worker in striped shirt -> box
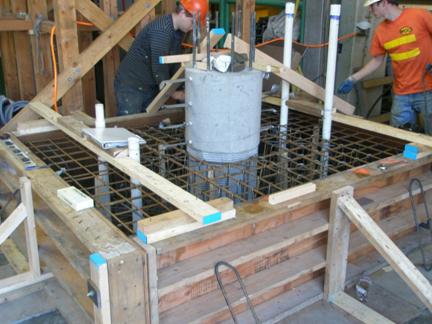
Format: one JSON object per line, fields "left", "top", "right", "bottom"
{"left": 338, "top": 0, "right": 432, "bottom": 135}
{"left": 114, "top": 0, "right": 207, "bottom": 116}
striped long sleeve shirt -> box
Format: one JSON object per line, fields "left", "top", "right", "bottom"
{"left": 116, "top": 14, "right": 184, "bottom": 89}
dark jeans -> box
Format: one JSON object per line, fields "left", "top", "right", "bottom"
{"left": 114, "top": 78, "right": 158, "bottom": 116}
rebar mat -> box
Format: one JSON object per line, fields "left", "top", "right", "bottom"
{"left": 22, "top": 107, "right": 405, "bottom": 235}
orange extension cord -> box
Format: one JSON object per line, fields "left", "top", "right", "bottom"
{"left": 50, "top": 21, "right": 94, "bottom": 112}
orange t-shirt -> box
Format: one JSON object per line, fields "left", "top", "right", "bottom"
{"left": 370, "top": 8, "right": 432, "bottom": 95}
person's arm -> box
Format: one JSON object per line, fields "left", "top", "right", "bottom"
{"left": 150, "top": 29, "right": 173, "bottom": 86}
{"left": 351, "top": 55, "right": 385, "bottom": 82}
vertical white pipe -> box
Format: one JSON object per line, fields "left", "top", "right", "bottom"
{"left": 129, "top": 137, "right": 143, "bottom": 231}
{"left": 94, "top": 104, "right": 111, "bottom": 219}
{"left": 321, "top": 1, "right": 341, "bottom": 177}
{"left": 280, "top": 1, "right": 295, "bottom": 132}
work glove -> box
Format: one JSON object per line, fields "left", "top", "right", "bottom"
{"left": 337, "top": 77, "right": 357, "bottom": 94}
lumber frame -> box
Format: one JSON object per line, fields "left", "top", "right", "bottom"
{"left": 324, "top": 186, "right": 432, "bottom": 323}
{"left": 224, "top": 34, "right": 355, "bottom": 115}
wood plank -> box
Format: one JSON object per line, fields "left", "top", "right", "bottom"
{"left": 1, "top": 0, "right": 158, "bottom": 133}
{"left": 268, "top": 182, "right": 316, "bottom": 205}
{"left": 362, "top": 76, "right": 392, "bottom": 89}
{"left": 24, "top": 102, "right": 221, "bottom": 224}
{"left": 11, "top": 0, "right": 36, "bottom": 100}
{"left": 339, "top": 194, "right": 432, "bottom": 311}
{"left": 137, "top": 198, "right": 235, "bottom": 244}
{"left": 264, "top": 97, "right": 432, "bottom": 148}
{"left": 100, "top": 0, "right": 120, "bottom": 117}
{"left": 53, "top": 0, "right": 84, "bottom": 114}
{"left": 0, "top": 238, "right": 29, "bottom": 273}
{"left": 0, "top": 18, "right": 32, "bottom": 31}
{"left": 146, "top": 28, "right": 225, "bottom": 113}
{"left": 332, "top": 292, "right": 394, "bottom": 324}
{"left": 75, "top": 0, "right": 133, "bottom": 51}
{"left": 0, "top": 203, "right": 26, "bottom": 245}
{"left": 324, "top": 187, "right": 353, "bottom": 300}
{"left": 161, "top": 0, "right": 176, "bottom": 15}
{"left": 225, "top": 34, "right": 355, "bottom": 115}
{"left": 90, "top": 253, "right": 111, "bottom": 324}
{"left": 236, "top": 0, "right": 255, "bottom": 42}
{"left": 27, "top": 0, "right": 53, "bottom": 91}
{"left": 20, "top": 177, "right": 41, "bottom": 277}
{"left": 0, "top": 29, "right": 20, "bottom": 99}
{"left": 78, "top": 30, "right": 97, "bottom": 116}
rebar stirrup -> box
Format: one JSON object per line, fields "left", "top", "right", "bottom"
{"left": 408, "top": 178, "right": 432, "bottom": 271}
{"left": 214, "top": 260, "right": 261, "bottom": 324}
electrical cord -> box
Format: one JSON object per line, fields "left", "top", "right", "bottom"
{"left": 0, "top": 96, "right": 28, "bottom": 126}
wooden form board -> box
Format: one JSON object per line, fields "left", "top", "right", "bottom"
{"left": 224, "top": 34, "right": 355, "bottom": 115}
{"left": 268, "top": 182, "right": 316, "bottom": 205}
{"left": 137, "top": 197, "right": 236, "bottom": 244}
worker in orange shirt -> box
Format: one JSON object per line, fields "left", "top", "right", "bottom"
{"left": 337, "top": 0, "right": 432, "bottom": 135}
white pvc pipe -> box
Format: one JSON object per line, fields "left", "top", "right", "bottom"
{"left": 129, "top": 137, "right": 143, "bottom": 231}
{"left": 280, "top": 1, "right": 295, "bottom": 131}
{"left": 321, "top": 2, "right": 341, "bottom": 177}
{"left": 94, "top": 103, "right": 111, "bottom": 219}
{"left": 322, "top": 3, "right": 341, "bottom": 142}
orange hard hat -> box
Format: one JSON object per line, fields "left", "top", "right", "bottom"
{"left": 180, "top": 0, "right": 208, "bottom": 24}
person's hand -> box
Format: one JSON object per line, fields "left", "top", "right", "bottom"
{"left": 337, "top": 77, "right": 356, "bottom": 94}
{"left": 171, "top": 90, "right": 185, "bottom": 101}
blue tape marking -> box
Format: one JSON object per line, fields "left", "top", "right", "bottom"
{"left": 90, "top": 253, "right": 107, "bottom": 267}
{"left": 403, "top": 150, "right": 418, "bottom": 160}
{"left": 136, "top": 230, "right": 148, "bottom": 244}
{"left": 211, "top": 28, "right": 225, "bottom": 35}
{"left": 330, "top": 15, "right": 341, "bottom": 20}
{"left": 404, "top": 144, "right": 419, "bottom": 154}
{"left": 203, "top": 212, "right": 222, "bottom": 225}
{"left": 159, "top": 57, "right": 164, "bottom": 64}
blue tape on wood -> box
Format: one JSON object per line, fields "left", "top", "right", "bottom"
{"left": 403, "top": 150, "right": 418, "bottom": 160}
{"left": 136, "top": 229, "right": 148, "bottom": 244}
{"left": 203, "top": 212, "right": 222, "bottom": 225}
{"left": 211, "top": 28, "right": 225, "bottom": 35}
{"left": 159, "top": 57, "right": 164, "bottom": 64}
{"left": 404, "top": 144, "right": 419, "bottom": 154}
{"left": 90, "top": 253, "right": 107, "bottom": 267}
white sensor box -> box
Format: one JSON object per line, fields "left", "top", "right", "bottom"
{"left": 57, "top": 186, "right": 94, "bottom": 211}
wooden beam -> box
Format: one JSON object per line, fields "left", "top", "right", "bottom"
{"left": 11, "top": 0, "right": 36, "bottom": 100}
{"left": 100, "top": 0, "right": 120, "bottom": 117}
{"left": 323, "top": 186, "right": 353, "bottom": 300}
{"left": 27, "top": 0, "right": 53, "bottom": 91}
{"left": 0, "top": 28, "right": 20, "bottom": 99}
{"left": 53, "top": 0, "right": 84, "bottom": 114}
{"left": 0, "top": 203, "right": 26, "bottom": 245}
{"left": 225, "top": 34, "right": 355, "bottom": 115}
{"left": 332, "top": 292, "right": 394, "bottom": 324}
{"left": 268, "top": 182, "right": 316, "bottom": 205}
{"left": 146, "top": 28, "right": 225, "bottom": 113}
{"left": 339, "top": 193, "right": 432, "bottom": 311}
{"left": 1, "top": 0, "right": 159, "bottom": 133}
{"left": 90, "top": 253, "right": 112, "bottom": 324}
{"left": 0, "top": 18, "right": 32, "bottom": 31}
{"left": 75, "top": 0, "right": 133, "bottom": 51}
{"left": 161, "top": 0, "right": 176, "bottom": 15}
{"left": 137, "top": 198, "right": 235, "bottom": 244}
{"left": 28, "top": 101, "right": 222, "bottom": 224}
{"left": 235, "top": 0, "right": 255, "bottom": 42}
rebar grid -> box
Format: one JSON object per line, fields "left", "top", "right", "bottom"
{"left": 22, "top": 108, "right": 405, "bottom": 235}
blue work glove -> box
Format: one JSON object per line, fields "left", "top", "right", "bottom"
{"left": 337, "top": 77, "right": 356, "bottom": 94}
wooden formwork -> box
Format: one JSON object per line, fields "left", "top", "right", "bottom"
{"left": 2, "top": 1, "right": 432, "bottom": 323}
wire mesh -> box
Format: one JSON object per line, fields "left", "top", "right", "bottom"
{"left": 22, "top": 107, "right": 405, "bottom": 235}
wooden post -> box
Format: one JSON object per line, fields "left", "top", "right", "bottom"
{"left": 323, "top": 186, "right": 353, "bottom": 300}
{"left": 11, "top": 0, "right": 36, "bottom": 100}
{"left": 19, "top": 177, "right": 41, "bottom": 277}
{"left": 235, "top": 0, "right": 255, "bottom": 42}
{"left": 78, "top": 28, "right": 97, "bottom": 116}
{"left": 27, "top": 0, "right": 53, "bottom": 92}
{"left": 100, "top": 0, "right": 120, "bottom": 117}
{"left": 161, "top": 0, "right": 176, "bottom": 15}
{"left": 90, "top": 253, "right": 111, "bottom": 324}
{"left": 53, "top": 0, "right": 84, "bottom": 114}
